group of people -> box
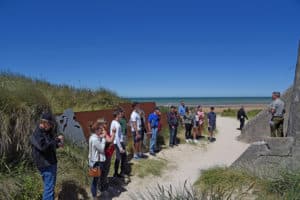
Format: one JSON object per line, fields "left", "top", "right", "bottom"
{"left": 30, "top": 91, "right": 287, "bottom": 200}
{"left": 177, "top": 101, "right": 217, "bottom": 144}
{"left": 30, "top": 101, "right": 217, "bottom": 200}
{"left": 88, "top": 102, "right": 165, "bottom": 199}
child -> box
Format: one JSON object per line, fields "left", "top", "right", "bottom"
{"left": 207, "top": 107, "right": 217, "bottom": 142}
{"left": 197, "top": 106, "right": 205, "bottom": 138}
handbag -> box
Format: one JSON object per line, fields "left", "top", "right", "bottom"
{"left": 88, "top": 166, "right": 101, "bottom": 177}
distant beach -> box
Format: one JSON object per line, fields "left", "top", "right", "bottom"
{"left": 128, "top": 97, "right": 270, "bottom": 107}
{"left": 127, "top": 97, "right": 269, "bottom": 112}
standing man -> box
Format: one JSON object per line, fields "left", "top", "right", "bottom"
{"left": 207, "top": 107, "right": 217, "bottom": 142}
{"left": 269, "top": 92, "right": 285, "bottom": 137}
{"left": 119, "top": 109, "right": 128, "bottom": 146}
{"left": 130, "top": 102, "right": 143, "bottom": 159}
{"left": 237, "top": 106, "right": 248, "bottom": 130}
{"left": 148, "top": 107, "right": 160, "bottom": 156}
{"left": 167, "top": 106, "right": 179, "bottom": 147}
{"left": 30, "top": 113, "right": 64, "bottom": 200}
{"left": 111, "top": 110, "right": 127, "bottom": 178}
{"left": 178, "top": 100, "right": 186, "bottom": 126}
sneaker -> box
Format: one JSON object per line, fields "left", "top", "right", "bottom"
{"left": 133, "top": 155, "right": 140, "bottom": 160}
{"left": 188, "top": 139, "right": 193, "bottom": 143}
{"left": 150, "top": 152, "right": 156, "bottom": 156}
{"left": 139, "top": 153, "right": 147, "bottom": 158}
{"left": 193, "top": 139, "right": 199, "bottom": 143}
{"left": 186, "top": 139, "right": 190, "bottom": 143}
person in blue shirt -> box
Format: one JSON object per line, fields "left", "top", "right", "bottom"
{"left": 178, "top": 100, "right": 186, "bottom": 126}
{"left": 207, "top": 107, "right": 217, "bottom": 142}
{"left": 147, "top": 107, "right": 160, "bottom": 156}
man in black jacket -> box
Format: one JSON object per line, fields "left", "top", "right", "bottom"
{"left": 30, "top": 113, "right": 64, "bottom": 200}
{"left": 237, "top": 106, "right": 248, "bottom": 130}
{"left": 167, "top": 106, "right": 179, "bottom": 147}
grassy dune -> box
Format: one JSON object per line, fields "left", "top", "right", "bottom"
{"left": 0, "top": 72, "right": 128, "bottom": 113}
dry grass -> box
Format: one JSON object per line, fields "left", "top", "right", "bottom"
{"left": 0, "top": 72, "right": 128, "bottom": 114}
{"left": 132, "top": 158, "right": 167, "bottom": 178}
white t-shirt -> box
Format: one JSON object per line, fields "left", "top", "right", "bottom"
{"left": 130, "top": 110, "right": 141, "bottom": 132}
{"left": 111, "top": 120, "right": 123, "bottom": 147}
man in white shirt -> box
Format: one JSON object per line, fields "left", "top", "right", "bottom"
{"left": 130, "top": 102, "right": 143, "bottom": 160}
{"left": 111, "top": 110, "right": 126, "bottom": 178}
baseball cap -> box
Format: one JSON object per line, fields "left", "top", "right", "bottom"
{"left": 41, "top": 113, "right": 54, "bottom": 125}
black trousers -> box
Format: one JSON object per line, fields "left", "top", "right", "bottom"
{"left": 114, "top": 142, "right": 127, "bottom": 175}
{"left": 185, "top": 124, "right": 192, "bottom": 139}
{"left": 240, "top": 118, "right": 245, "bottom": 130}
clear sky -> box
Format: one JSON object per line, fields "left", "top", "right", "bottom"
{"left": 0, "top": 0, "right": 299, "bottom": 97}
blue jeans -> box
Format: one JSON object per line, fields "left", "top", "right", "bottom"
{"left": 150, "top": 127, "right": 158, "bottom": 153}
{"left": 91, "top": 162, "right": 104, "bottom": 197}
{"left": 169, "top": 127, "right": 178, "bottom": 146}
{"left": 39, "top": 164, "right": 57, "bottom": 200}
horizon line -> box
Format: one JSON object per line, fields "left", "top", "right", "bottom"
{"left": 125, "top": 96, "right": 270, "bottom": 98}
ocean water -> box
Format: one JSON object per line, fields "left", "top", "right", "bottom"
{"left": 128, "top": 97, "right": 270, "bottom": 106}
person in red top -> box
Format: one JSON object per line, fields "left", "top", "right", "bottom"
{"left": 97, "top": 118, "right": 115, "bottom": 193}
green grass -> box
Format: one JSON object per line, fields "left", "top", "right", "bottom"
{"left": 130, "top": 181, "right": 199, "bottom": 200}
{"left": 132, "top": 158, "right": 167, "bottom": 178}
{"left": 221, "top": 108, "right": 262, "bottom": 120}
{"left": 0, "top": 142, "right": 90, "bottom": 200}
{"left": 195, "top": 167, "right": 259, "bottom": 199}
{"left": 0, "top": 72, "right": 129, "bottom": 114}
{"left": 134, "top": 167, "right": 300, "bottom": 200}
{"left": 194, "top": 167, "right": 300, "bottom": 200}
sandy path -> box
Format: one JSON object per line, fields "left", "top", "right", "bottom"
{"left": 114, "top": 116, "right": 249, "bottom": 199}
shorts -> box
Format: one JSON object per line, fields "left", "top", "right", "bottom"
{"left": 132, "top": 130, "right": 143, "bottom": 144}
{"left": 208, "top": 124, "right": 216, "bottom": 132}
{"left": 193, "top": 121, "right": 199, "bottom": 128}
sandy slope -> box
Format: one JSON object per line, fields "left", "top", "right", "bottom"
{"left": 114, "top": 116, "right": 250, "bottom": 200}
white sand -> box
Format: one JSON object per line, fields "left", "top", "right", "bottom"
{"left": 114, "top": 116, "right": 250, "bottom": 199}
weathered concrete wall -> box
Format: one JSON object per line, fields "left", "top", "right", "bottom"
{"left": 287, "top": 43, "right": 300, "bottom": 138}
{"left": 232, "top": 42, "right": 300, "bottom": 177}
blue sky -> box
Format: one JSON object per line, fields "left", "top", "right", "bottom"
{"left": 0, "top": 0, "right": 299, "bottom": 97}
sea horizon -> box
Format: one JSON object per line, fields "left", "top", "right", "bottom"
{"left": 127, "top": 96, "right": 271, "bottom": 106}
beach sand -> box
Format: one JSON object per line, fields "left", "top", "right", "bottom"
{"left": 189, "top": 104, "right": 267, "bottom": 113}
{"left": 113, "top": 116, "right": 250, "bottom": 199}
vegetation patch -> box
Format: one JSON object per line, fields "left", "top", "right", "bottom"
{"left": 221, "top": 108, "right": 262, "bottom": 120}
{"left": 132, "top": 158, "right": 167, "bottom": 178}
